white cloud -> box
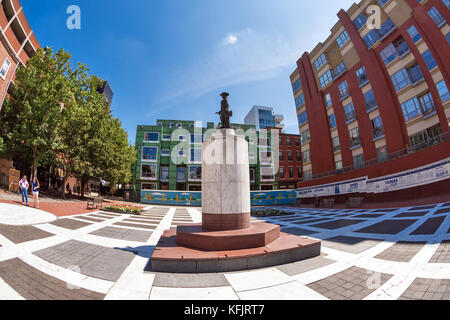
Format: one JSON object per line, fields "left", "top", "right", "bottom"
{"left": 154, "top": 28, "right": 302, "bottom": 107}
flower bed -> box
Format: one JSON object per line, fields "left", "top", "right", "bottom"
{"left": 103, "top": 204, "right": 143, "bottom": 214}
{"left": 251, "top": 209, "right": 294, "bottom": 217}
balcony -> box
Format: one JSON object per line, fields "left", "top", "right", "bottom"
{"left": 408, "top": 64, "right": 424, "bottom": 85}
{"left": 345, "top": 110, "right": 357, "bottom": 123}
{"left": 350, "top": 137, "right": 361, "bottom": 149}
{"left": 366, "top": 98, "right": 378, "bottom": 113}
{"left": 357, "top": 72, "right": 369, "bottom": 87}
{"left": 372, "top": 127, "right": 385, "bottom": 140}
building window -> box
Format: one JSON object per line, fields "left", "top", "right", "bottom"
{"left": 287, "top": 151, "right": 293, "bottom": 161}
{"left": 349, "top": 127, "right": 361, "bottom": 148}
{"left": 363, "top": 30, "right": 380, "bottom": 48}
{"left": 144, "top": 132, "right": 160, "bottom": 142}
{"left": 436, "top": 80, "right": 450, "bottom": 102}
{"left": 364, "top": 89, "right": 378, "bottom": 112}
{"left": 160, "top": 167, "right": 169, "bottom": 182}
{"left": 407, "top": 25, "right": 422, "bottom": 43}
{"left": 141, "top": 164, "right": 157, "bottom": 180}
{"left": 409, "top": 124, "right": 442, "bottom": 152}
{"left": 314, "top": 53, "right": 328, "bottom": 71}
{"left": 157, "top": 122, "right": 163, "bottom": 127}
{"left": 300, "top": 129, "right": 310, "bottom": 144}
{"left": 279, "top": 151, "right": 284, "bottom": 161}
{"left": 332, "top": 61, "right": 347, "bottom": 79}
{"left": 176, "top": 123, "right": 182, "bottom": 128}
{"left": 297, "top": 167, "right": 302, "bottom": 178}
{"left": 142, "top": 146, "right": 158, "bottom": 161}
{"left": 260, "top": 167, "right": 275, "bottom": 182}
{"left": 292, "top": 79, "right": 301, "bottom": 93}
{"left": 353, "top": 13, "right": 367, "bottom": 30}
{"left": 289, "top": 167, "right": 294, "bottom": 178}
{"left": 286, "top": 137, "right": 291, "bottom": 146}
{"left": 377, "top": 146, "right": 389, "bottom": 163}
{"left": 298, "top": 111, "right": 308, "bottom": 126}
{"left": 302, "top": 150, "right": 311, "bottom": 163}
{"left": 296, "top": 151, "right": 301, "bottom": 162}
{"left": 260, "top": 150, "right": 274, "bottom": 165}
{"left": 0, "top": 58, "right": 11, "bottom": 80}
{"left": 176, "top": 167, "right": 186, "bottom": 181}
{"left": 344, "top": 102, "right": 356, "bottom": 123}
{"left": 422, "top": 50, "right": 437, "bottom": 70}
{"left": 329, "top": 114, "right": 337, "bottom": 129}
{"left": 371, "top": 116, "right": 384, "bottom": 139}
{"left": 304, "top": 169, "right": 312, "bottom": 181}
{"left": 391, "top": 69, "right": 411, "bottom": 91}
{"left": 161, "top": 149, "right": 170, "bottom": 157}
{"left": 141, "top": 183, "right": 157, "bottom": 191}
{"left": 250, "top": 169, "right": 255, "bottom": 182}
{"left": 336, "top": 30, "right": 351, "bottom": 48}
{"left": 190, "top": 148, "right": 202, "bottom": 163}
{"left": 188, "top": 166, "right": 202, "bottom": 181}
{"left": 428, "top": 7, "right": 446, "bottom": 27}
{"left": 162, "top": 134, "right": 171, "bottom": 141}
{"left": 190, "top": 134, "right": 203, "bottom": 144}
{"left": 332, "top": 136, "right": 340, "bottom": 152}
{"left": 324, "top": 93, "right": 332, "bottom": 107}
{"left": 295, "top": 138, "right": 300, "bottom": 146}
{"left": 418, "top": 92, "right": 436, "bottom": 116}
{"left": 169, "top": 123, "right": 175, "bottom": 128}
{"left": 356, "top": 66, "right": 369, "bottom": 87}
{"left": 353, "top": 154, "right": 365, "bottom": 169}
{"left": 338, "top": 80, "right": 350, "bottom": 100}
{"left": 407, "top": 63, "right": 424, "bottom": 84}
{"left": 319, "top": 70, "right": 333, "bottom": 88}
{"left": 335, "top": 160, "right": 343, "bottom": 170}
{"left": 401, "top": 97, "right": 422, "bottom": 121}
{"left": 295, "top": 94, "right": 305, "bottom": 108}
{"left": 178, "top": 135, "right": 187, "bottom": 142}
{"left": 443, "top": 0, "right": 450, "bottom": 9}
{"left": 279, "top": 167, "right": 285, "bottom": 179}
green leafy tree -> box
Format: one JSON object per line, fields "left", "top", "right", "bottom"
{"left": 0, "top": 47, "right": 73, "bottom": 178}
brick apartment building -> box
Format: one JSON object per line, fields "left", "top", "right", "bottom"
{"left": 276, "top": 129, "right": 303, "bottom": 189}
{"left": 290, "top": 0, "right": 450, "bottom": 194}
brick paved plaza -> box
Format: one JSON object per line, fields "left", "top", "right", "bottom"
{"left": 0, "top": 198, "right": 449, "bottom": 300}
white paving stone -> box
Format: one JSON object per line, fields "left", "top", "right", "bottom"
{"left": 225, "top": 268, "right": 292, "bottom": 292}
{"left": 236, "top": 280, "right": 328, "bottom": 300}
{"left": 149, "top": 286, "right": 239, "bottom": 300}
{"left": 0, "top": 203, "right": 57, "bottom": 225}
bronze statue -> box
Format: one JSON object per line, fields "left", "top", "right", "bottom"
{"left": 217, "top": 92, "right": 233, "bottom": 129}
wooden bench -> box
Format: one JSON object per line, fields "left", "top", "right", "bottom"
{"left": 87, "top": 197, "right": 103, "bottom": 210}
{"left": 346, "top": 197, "right": 364, "bottom": 208}
{"left": 320, "top": 198, "right": 335, "bottom": 208}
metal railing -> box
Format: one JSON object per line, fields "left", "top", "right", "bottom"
{"left": 308, "top": 131, "right": 450, "bottom": 181}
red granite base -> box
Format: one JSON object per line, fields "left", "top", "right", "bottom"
{"left": 202, "top": 212, "right": 251, "bottom": 231}
{"left": 150, "top": 224, "right": 321, "bottom": 273}
{"left": 177, "top": 223, "right": 280, "bottom": 251}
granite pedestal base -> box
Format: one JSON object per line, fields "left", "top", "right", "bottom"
{"left": 150, "top": 222, "right": 321, "bottom": 273}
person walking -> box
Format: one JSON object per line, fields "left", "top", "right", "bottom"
{"left": 31, "top": 177, "right": 40, "bottom": 209}
{"left": 19, "top": 176, "right": 29, "bottom": 206}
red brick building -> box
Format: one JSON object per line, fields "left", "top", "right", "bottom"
{"left": 291, "top": 0, "right": 450, "bottom": 195}
{"left": 0, "top": 0, "right": 40, "bottom": 110}
{"left": 276, "top": 129, "right": 303, "bottom": 189}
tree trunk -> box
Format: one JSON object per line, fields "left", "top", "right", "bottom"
{"left": 31, "top": 145, "right": 38, "bottom": 180}
{"left": 81, "top": 175, "right": 86, "bottom": 199}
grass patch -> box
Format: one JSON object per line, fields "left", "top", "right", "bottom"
{"left": 251, "top": 209, "right": 293, "bottom": 217}
{"left": 104, "top": 204, "right": 143, "bottom": 214}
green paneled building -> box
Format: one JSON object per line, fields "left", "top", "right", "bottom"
{"left": 133, "top": 120, "right": 278, "bottom": 195}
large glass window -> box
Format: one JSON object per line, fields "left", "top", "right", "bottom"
{"left": 407, "top": 25, "right": 422, "bottom": 43}
{"left": 364, "top": 89, "right": 377, "bottom": 111}
{"left": 344, "top": 102, "right": 356, "bottom": 123}
{"left": 190, "top": 148, "right": 202, "bottom": 163}
{"left": 336, "top": 30, "right": 351, "bottom": 48}
{"left": 302, "top": 150, "right": 311, "bottom": 163}
{"left": 353, "top": 154, "right": 365, "bottom": 169}
{"left": 422, "top": 50, "right": 437, "bottom": 70}
{"left": 160, "top": 167, "right": 169, "bottom": 182}
{"left": 332, "top": 136, "right": 340, "bottom": 152}
{"left": 298, "top": 111, "right": 308, "bottom": 126}
{"left": 436, "top": 80, "right": 450, "bottom": 102}
{"left": 349, "top": 127, "right": 361, "bottom": 148}
{"left": 260, "top": 167, "right": 275, "bottom": 182}
{"left": 353, "top": 13, "right": 367, "bottom": 30}
{"left": 363, "top": 30, "right": 380, "bottom": 48}
{"left": 292, "top": 79, "right": 301, "bottom": 93}
{"left": 141, "top": 183, "right": 157, "bottom": 191}
{"left": 176, "top": 167, "right": 186, "bottom": 181}
{"left": 338, "top": 81, "right": 350, "bottom": 100}
{"left": 329, "top": 114, "right": 337, "bottom": 129}
{"left": 144, "top": 132, "right": 160, "bottom": 142}
{"left": 419, "top": 92, "right": 436, "bottom": 116}
{"left": 356, "top": 66, "right": 369, "bottom": 86}
{"left": 319, "top": 70, "right": 333, "bottom": 88}
{"left": 300, "top": 129, "right": 310, "bottom": 144}
{"left": 371, "top": 116, "right": 384, "bottom": 139}
{"left": 189, "top": 166, "right": 202, "bottom": 181}
{"left": 314, "top": 53, "right": 327, "bottom": 71}
{"left": 142, "top": 146, "right": 158, "bottom": 161}
{"left": 295, "top": 94, "right": 305, "bottom": 108}
{"left": 391, "top": 69, "right": 411, "bottom": 91}
{"left": 428, "top": 7, "right": 446, "bottom": 27}
{"left": 141, "top": 164, "right": 157, "bottom": 179}
{"left": 190, "top": 134, "right": 203, "bottom": 144}
{"left": 324, "top": 93, "right": 332, "bottom": 107}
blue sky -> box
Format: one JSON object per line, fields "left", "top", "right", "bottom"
{"left": 22, "top": 0, "right": 353, "bottom": 143}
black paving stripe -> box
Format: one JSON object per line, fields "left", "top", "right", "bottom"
{"left": 356, "top": 219, "right": 417, "bottom": 235}
{"left": 410, "top": 216, "right": 446, "bottom": 235}
{"left": 408, "top": 205, "right": 436, "bottom": 211}
{"left": 50, "top": 219, "right": 92, "bottom": 230}
{"left": 310, "top": 219, "right": 366, "bottom": 230}
{"left": 434, "top": 208, "right": 450, "bottom": 215}
{"left": 395, "top": 211, "right": 429, "bottom": 218}
{"left": 0, "top": 225, "right": 54, "bottom": 244}
{"left": 0, "top": 258, "right": 105, "bottom": 300}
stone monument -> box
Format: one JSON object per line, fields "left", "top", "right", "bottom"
{"left": 150, "top": 93, "right": 321, "bottom": 273}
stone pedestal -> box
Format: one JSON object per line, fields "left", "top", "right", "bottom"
{"left": 150, "top": 128, "right": 321, "bottom": 274}
{"left": 201, "top": 129, "right": 251, "bottom": 231}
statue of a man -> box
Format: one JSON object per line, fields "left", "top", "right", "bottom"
{"left": 217, "top": 92, "right": 233, "bottom": 129}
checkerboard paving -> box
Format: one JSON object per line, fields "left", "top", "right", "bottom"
{"left": 0, "top": 202, "right": 449, "bottom": 300}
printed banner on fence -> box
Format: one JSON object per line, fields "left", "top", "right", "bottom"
{"left": 365, "top": 158, "right": 450, "bottom": 193}
{"left": 296, "top": 177, "right": 368, "bottom": 198}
